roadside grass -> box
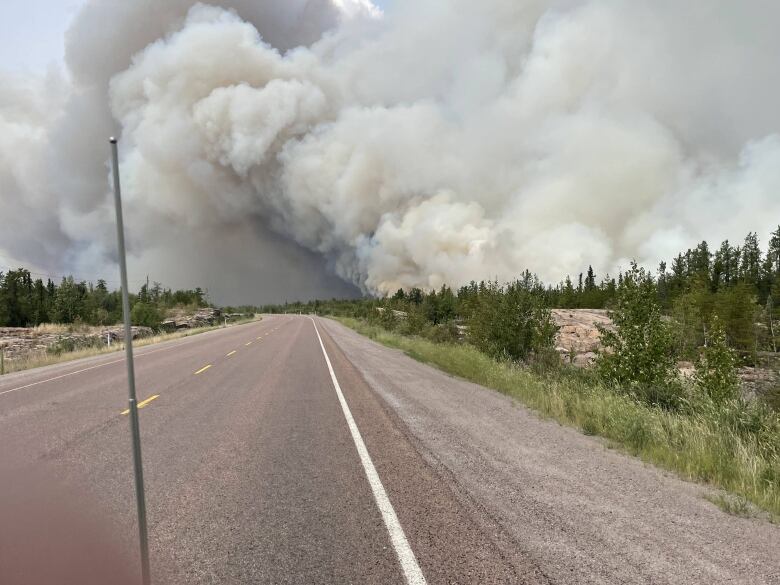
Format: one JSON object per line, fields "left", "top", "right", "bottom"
{"left": 335, "top": 317, "right": 780, "bottom": 521}
{"left": 32, "top": 322, "right": 96, "bottom": 335}
{"left": 704, "top": 494, "right": 760, "bottom": 519}
{"left": 1, "top": 316, "right": 261, "bottom": 375}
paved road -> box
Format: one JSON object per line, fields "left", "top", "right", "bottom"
{"left": 2, "top": 315, "right": 778, "bottom": 584}
{"left": 0, "top": 316, "right": 521, "bottom": 584}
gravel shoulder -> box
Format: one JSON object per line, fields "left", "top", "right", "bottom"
{"left": 321, "top": 318, "right": 780, "bottom": 585}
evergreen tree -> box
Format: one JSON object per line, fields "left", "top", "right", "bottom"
{"left": 739, "top": 232, "right": 761, "bottom": 286}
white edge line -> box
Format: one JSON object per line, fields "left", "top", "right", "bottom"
{"left": 310, "top": 317, "right": 427, "bottom": 585}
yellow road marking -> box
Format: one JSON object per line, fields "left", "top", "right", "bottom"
{"left": 245, "top": 341, "right": 252, "bottom": 346}
{"left": 226, "top": 350, "right": 237, "bottom": 357}
{"left": 195, "top": 364, "right": 212, "bottom": 375}
{"left": 256, "top": 336, "right": 262, "bottom": 340}
{"left": 138, "top": 395, "right": 160, "bottom": 409}
{"left": 121, "top": 394, "right": 160, "bottom": 415}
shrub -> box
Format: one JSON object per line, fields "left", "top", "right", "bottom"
{"left": 597, "top": 263, "right": 681, "bottom": 409}
{"left": 47, "top": 335, "right": 103, "bottom": 356}
{"left": 130, "top": 302, "right": 163, "bottom": 329}
{"left": 694, "top": 316, "right": 740, "bottom": 404}
{"left": 377, "top": 307, "right": 399, "bottom": 331}
{"left": 467, "top": 280, "right": 557, "bottom": 362}
{"left": 422, "top": 322, "right": 460, "bottom": 344}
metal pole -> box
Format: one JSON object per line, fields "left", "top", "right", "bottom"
{"left": 110, "top": 137, "right": 151, "bottom": 585}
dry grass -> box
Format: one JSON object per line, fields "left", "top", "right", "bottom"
{"left": 1, "top": 316, "right": 260, "bottom": 375}
{"left": 31, "top": 322, "right": 96, "bottom": 335}
{"left": 336, "top": 317, "right": 780, "bottom": 520}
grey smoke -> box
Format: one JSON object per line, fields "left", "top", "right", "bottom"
{"left": 1, "top": 0, "right": 779, "bottom": 303}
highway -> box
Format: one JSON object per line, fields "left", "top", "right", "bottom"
{"left": 0, "top": 316, "right": 516, "bottom": 584}
{"left": 1, "top": 315, "right": 778, "bottom": 584}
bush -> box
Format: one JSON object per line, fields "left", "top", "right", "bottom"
{"left": 377, "top": 307, "right": 399, "bottom": 331}
{"left": 694, "top": 316, "right": 740, "bottom": 404}
{"left": 597, "top": 263, "right": 681, "bottom": 409}
{"left": 467, "top": 281, "right": 557, "bottom": 362}
{"left": 422, "top": 322, "right": 460, "bottom": 344}
{"left": 47, "top": 335, "right": 103, "bottom": 356}
{"left": 130, "top": 302, "right": 163, "bottom": 329}
{"left": 400, "top": 305, "right": 428, "bottom": 336}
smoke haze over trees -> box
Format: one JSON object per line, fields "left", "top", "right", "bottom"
{"left": 265, "top": 227, "right": 780, "bottom": 362}
{"left": 2, "top": 1, "right": 780, "bottom": 303}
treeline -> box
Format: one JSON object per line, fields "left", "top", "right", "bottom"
{"left": 264, "top": 227, "right": 780, "bottom": 362}
{"left": 0, "top": 269, "right": 209, "bottom": 328}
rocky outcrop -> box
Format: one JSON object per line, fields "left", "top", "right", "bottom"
{"left": 0, "top": 325, "right": 154, "bottom": 361}
{"left": 162, "top": 307, "right": 223, "bottom": 330}
{"left": 100, "top": 326, "right": 155, "bottom": 342}
{"left": 551, "top": 309, "right": 614, "bottom": 366}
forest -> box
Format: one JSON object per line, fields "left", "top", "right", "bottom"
{"left": 0, "top": 273, "right": 209, "bottom": 329}
{"left": 263, "top": 227, "right": 780, "bottom": 363}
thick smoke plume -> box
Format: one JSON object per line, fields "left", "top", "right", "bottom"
{"left": 1, "top": 1, "right": 779, "bottom": 302}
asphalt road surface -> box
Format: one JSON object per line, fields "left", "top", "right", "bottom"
{"left": 0, "top": 316, "right": 777, "bottom": 584}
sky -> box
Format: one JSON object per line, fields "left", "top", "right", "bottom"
{"left": 0, "top": 1, "right": 81, "bottom": 72}
{"left": 1, "top": 1, "right": 778, "bottom": 305}
{"left": 0, "top": 0, "right": 388, "bottom": 72}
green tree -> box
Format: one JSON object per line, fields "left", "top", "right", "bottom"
{"left": 468, "top": 281, "right": 557, "bottom": 362}
{"left": 739, "top": 232, "right": 762, "bottom": 287}
{"left": 596, "top": 263, "right": 680, "bottom": 409}
{"left": 693, "top": 316, "right": 740, "bottom": 404}
{"left": 52, "top": 277, "right": 83, "bottom": 324}
{"left": 130, "top": 302, "right": 162, "bottom": 329}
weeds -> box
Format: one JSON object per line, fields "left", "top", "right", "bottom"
{"left": 705, "top": 494, "right": 757, "bottom": 519}
{"left": 336, "top": 316, "right": 780, "bottom": 520}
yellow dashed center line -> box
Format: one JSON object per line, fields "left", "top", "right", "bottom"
{"left": 245, "top": 341, "right": 252, "bottom": 346}
{"left": 121, "top": 394, "right": 160, "bottom": 415}
{"left": 226, "top": 350, "right": 237, "bottom": 357}
{"left": 195, "top": 364, "right": 212, "bottom": 375}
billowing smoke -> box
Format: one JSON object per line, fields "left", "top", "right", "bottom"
{"left": 2, "top": 0, "right": 779, "bottom": 303}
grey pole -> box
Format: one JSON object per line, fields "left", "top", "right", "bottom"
{"left": 110, "top": 137, "right": 151, "bottom": 585}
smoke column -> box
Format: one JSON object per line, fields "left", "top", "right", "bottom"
{"left": 1, "top": 0, "right": 779, "bottom": 302}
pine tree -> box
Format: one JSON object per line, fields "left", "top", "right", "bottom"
{"left": 585, "top": 266, "right": 596, "bottom": 290}
{"left": 739, "top": 232, "right": 761, "bottom": 287}
{"left": 768, "top": 226, "right": 780, "bottom": 276}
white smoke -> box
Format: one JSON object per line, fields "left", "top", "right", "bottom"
{"left": 1, "top": 0, "right": 779, "bottom": 302}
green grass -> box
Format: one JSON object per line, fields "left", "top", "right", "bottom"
{"left": 704, "top": 494, "right": 760, "bottom": 519}
{"left": 335, "top": 317, "right": 780, "bottom": 520}
{"left": 0, "top": 316, "right": 261, "bottom": 375}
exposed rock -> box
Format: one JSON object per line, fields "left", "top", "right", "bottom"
{"left": 375, "top": 308, "right": 409, "bottom": 319}
{"left": 100, "top": 326, "right": 154, "bottom": 342}
{"left": 0, "top": 325, "right": 157, "bottom": 362}
{"left": 165, "top": 307, "right": 223, "bottom": 329}
{"left": 551, "top": 309, "right": 614, "bottom": 363}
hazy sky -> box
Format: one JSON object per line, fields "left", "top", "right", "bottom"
{"left": 0, "top": 1, "right": 80, "bottom": 72}
{"left": 2, "top": 1, "right": 777, "bottom": 304}
{"left": 0, "top": 0, "right": 388, "bottom": 73}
